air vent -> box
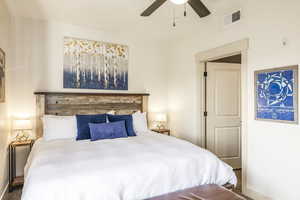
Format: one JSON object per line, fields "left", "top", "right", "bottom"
{"left": 224, "top": 10, "right": 241, "bottom": 26}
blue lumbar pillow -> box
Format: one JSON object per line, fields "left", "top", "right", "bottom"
{"left": 89, "top": 121, "right": 128, "bottom": 141}
{"left": 76, "top": 114, "right": 107, "bottom": 140}
{"left": 107, "top": 114, "right": 136, "bottom": 136}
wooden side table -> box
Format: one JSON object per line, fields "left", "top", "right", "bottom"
{"left": 9, "top": 140, "right": 34, "bottom": 192}
{"left": 151, "top": 129, "right": 171, "bottom": 136}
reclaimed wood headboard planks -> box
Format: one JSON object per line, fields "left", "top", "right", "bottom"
{"left": 34, "top": 92, "right": 150, "bottom": 139}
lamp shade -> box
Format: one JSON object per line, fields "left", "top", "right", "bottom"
{"left": 155, "top": 113, "right": 167, "bottom": 122}
{"left": 12, "top": 119, "right": 32, "bottom": 130}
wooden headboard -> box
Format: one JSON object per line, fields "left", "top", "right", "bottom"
{"left": 34, "top": 92, "right": 149, "bottom": 139}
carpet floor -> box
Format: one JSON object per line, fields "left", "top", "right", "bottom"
{"left": 2, "top": 188, "right": 22, "bottom": 200}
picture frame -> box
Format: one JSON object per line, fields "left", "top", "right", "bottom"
{"left": 0, "top": 48, "right": 5, "bottom": 103}
{"left": 254, "top": 65, "right": 298, "bottom": 124}
{"left": 63, "top": 37, "right": 129, "bottom": 90}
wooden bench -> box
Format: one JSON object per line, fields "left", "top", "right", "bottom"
{"left": 147, "top": 184, "right": 246, "bottom": 200}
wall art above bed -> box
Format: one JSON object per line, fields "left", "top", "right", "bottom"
{"left": 63, "top": 37, "right": 128, "bottom": 90}
{"left": 255, "top": 65, "right": 298, "bottom": 124}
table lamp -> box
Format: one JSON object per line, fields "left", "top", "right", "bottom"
{"left": 12, "top": 119, "right": 32, "bottom": 141}
{"left": 154, "top": 113, "right": 167, "bottom": 130}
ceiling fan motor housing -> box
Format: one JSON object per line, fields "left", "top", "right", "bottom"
{"left": 141, "top": 0, "right": 211, "bottom": 18}
{"left": 170, "top": 0, "right": 188, "bottom": 5}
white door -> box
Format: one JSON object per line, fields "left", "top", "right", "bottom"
{"left": 206, "top": 62, "right": 241, "bottom": 169}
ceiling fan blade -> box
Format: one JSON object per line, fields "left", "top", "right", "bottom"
{"left": 188, "top": 0, "right": 211, "bottom": 18}
{"left": 141, "top": 0, "right": 168, "bottom": 16}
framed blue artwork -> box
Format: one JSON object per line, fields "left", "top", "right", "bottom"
{"left": 63, "top": 37, "right": 128, "bottom": 90}
{"left": 255, "top": 65, "right": 298, "bottom": 124}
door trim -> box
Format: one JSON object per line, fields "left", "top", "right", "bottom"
{"left": 195, "top": 39, "right": 249, "bottom": 194}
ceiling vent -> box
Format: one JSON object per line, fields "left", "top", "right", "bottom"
{"left": 224, "top": 10, "right": 241, "bottom": 26}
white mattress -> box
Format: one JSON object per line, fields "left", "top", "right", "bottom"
{"left": 22, "top": 131, "right": 237, "bottom": 200}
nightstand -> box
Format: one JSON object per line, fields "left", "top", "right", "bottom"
{"left": 151, "top": 129, "right": 171, "bottom": 136}
{"left": 9, "top": 140, "right": 34, "bottom": 192}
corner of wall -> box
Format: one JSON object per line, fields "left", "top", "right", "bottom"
{"left": 0, "top": 0, "right": 13, "bottom": 198}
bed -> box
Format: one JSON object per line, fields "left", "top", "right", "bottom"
{"left": 21, "top": 92, "right": 237, "bottom": 200}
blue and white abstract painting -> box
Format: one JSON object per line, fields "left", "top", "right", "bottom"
{"left": 255, "top": 66, "right": 298, "bottom": 123}
{"left": 63, "top": 37, "right": 128, "bottom": 90}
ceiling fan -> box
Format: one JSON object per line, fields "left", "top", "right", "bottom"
{"left": 141, "top": 0, "right": 211, "bottom": 18}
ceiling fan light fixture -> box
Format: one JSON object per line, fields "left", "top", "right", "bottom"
{"left": 170, "top": 0, "right": 188, "bottom": 5}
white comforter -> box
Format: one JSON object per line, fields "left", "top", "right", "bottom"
{"left": 22, "top": 131, "right": 236, "bottom": 200}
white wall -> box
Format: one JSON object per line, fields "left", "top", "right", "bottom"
{"left": 167, "top": 0, "right": 300, "bottom": 199}
{"left": 7, "top": 17, "right": 170, "bottom": 175}
{"left": 8, "top": 17, "right": 169, "bottom": 123}
{"left": 0, "top": 0, "right": 11, "bottom": 197}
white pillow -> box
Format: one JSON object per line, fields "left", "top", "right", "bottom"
{"left": 42, "top": 115, "right": 77, "bottom": 141}
{"left": 107, "top": 110, "right": 116, "bottom": 115}
{"left": 132, "top": 111, "right": 148, "bottom": 134}
{"left": 106, "top": 110, "right": 116, "bottom": 122}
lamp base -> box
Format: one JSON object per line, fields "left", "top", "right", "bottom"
{"left": 156, "top": 123, "right": 165, "bottom": 130}
{"left": 15, "top": 131, "right": 30, "bottom": 142}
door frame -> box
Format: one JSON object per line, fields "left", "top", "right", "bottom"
{"left": 195, "top": 39, "right": 249, "bottom": 194}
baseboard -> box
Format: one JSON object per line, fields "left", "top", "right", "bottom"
{"left": 245, "top": 188, "right": 272, "bottom": 200}
{"left": 0, "top": 184, "right": 8, "bottom": 200}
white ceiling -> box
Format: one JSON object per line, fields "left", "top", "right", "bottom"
{"left": 5, "top": 0, "right": 225, "bottom": 41}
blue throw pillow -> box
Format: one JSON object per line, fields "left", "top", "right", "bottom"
{"left": 89, "top": 121, "right": 128, "bottom": 141}
{"left": 107, "top": 114, "right": 136, "bottom": 137}
{"left": 76, "top": 114, "right": 107, "bottom": 140}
